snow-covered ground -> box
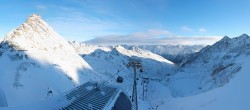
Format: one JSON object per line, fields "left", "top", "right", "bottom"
{"left": 153, "top": 56, "right": 250, "bottom": 110}
{"left": 77, "top": 35, "right": 250, "bottom": 110}
{"left": 81, "top": 45, "right": 175, "bottom": 91}
{"left": 72, "top": 44, "right": 175, "bottom": 109}
{"left": 1, "top": 14, "right": 250, "bottom": 110}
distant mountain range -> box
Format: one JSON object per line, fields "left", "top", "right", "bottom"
{"left": 121, "top": 44, "right": 204, "bottom": 63}
{"left": 1, "top": 14, "right": 250, "bottom": 110}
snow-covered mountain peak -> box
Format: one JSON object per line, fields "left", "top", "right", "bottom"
{"left": 215, "top": 34, "right": 249, "bottom": 44}
{"left": 0, "top": 15, "right": 102, "bottom": 106}
{"left": 1, "top": 14, "right": 97, "bottom": 82}
{"left": 216, "top": 34, "right": 250, "bottom": 46}
{"left": 173, "top": 34, "right": 250, "bottom": 98}
{"left": 112, "top": 45, "right": 174, "bottom": 64}
{"left": 220, "top": 36, "right": 230, "bottom": 42}
{"left": 233, "top": 34, "right": 250, "bottom": 44}
{"left": 70, "top": 42, "right": 111, "bottom": 55}
{"left": 18, "top": 14, "right": 51, "bottom": 35}
{"left": 239, "top": 33, "right": 249, "bottom": 38}
{"left": 28, "top": 13, "right": 41, "bottom": 18}
{"left": 114, "top": 45, "right": 146, "bottom": 54}
{"left": 199, "top": 34, "right": 250, "bottom": 55}
{"left": 2, "top": 14, "right": 69, "bottom": 52}
{"left": 26, "top": 14, "right": 42, "bottom": 23}
{"left": 114, "top": 45, "right": 126, "bottom": 50}
{"left": 204, "top": 36, "right": 230, "bottom": 51}
{"left": 121, "top": 44, "right": 204, "bottom": 64}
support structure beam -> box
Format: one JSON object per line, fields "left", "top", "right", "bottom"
{"left": 127, "top": 59, "right": 143, "bottom": 110}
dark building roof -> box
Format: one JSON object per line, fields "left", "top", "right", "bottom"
{"left": 61, "top": 82, "right": 131, "bottom": 110}
{"left": 0, "top": 82, "right": 131, "bottom": 110}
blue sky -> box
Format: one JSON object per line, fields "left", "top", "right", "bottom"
{"left": 0, "top": 0, "right": 250, "bottom": 45}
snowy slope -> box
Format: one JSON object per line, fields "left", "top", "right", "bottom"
{"left": 81, "top": 45, "right": 175, "bottom": 81}
{"left": 0, "top": 14, "right": 102, "bottom": 106}
{"left": 72, "top": 35, "right": 250, "bottom": 109}
{"left": 81, "top": 45, "right": 175, "bottom": 84}
{"left": 153, "top": 56, "right": 250, "bottom": 110}
{"left": 1, "top": 14, "right": 250, "bottom": 110}
{"left": 167, "top": 35, "right": 250, "bottom": 97}
{"left": 79, "top": 45, "right": 175, "bottom": 109}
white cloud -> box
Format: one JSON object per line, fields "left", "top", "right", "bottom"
{"left": 181, "top": 26, "right": 208, "bottom": 33}
{"left": 48, "top": 14, "right": 128, "bottom": 41}
{"left": 199, "top": 28, "right": 207, "bottom": 32}
{"left": 85, "top": 29, "right": 222, "bottom": 46}
{"left": 42, "top": 5, "right": 133, "bottom": 41}
{"left": 181, "top": 26, "right": 194, "bottom": 32}
{"left": 36, "top": 4, "right": 219, "bottom": 45}
{"left": 36, "top": 5, "right": 47, "bottom": 10}
{"left": 38, "top": 3, "right": 158, "bottom": 41}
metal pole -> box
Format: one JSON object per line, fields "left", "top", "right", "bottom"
{"left": 133, "top": 62, "right": 138, "bottom": 110}
{"left": 142, "top": 80, "right": 144, "bottom": 100}
{"left": 128, "top": 59, "right": 142, "bottom": 110}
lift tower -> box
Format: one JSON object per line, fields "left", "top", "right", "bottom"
{"left": 127, "top": 58, "right": 143, "bottom": 110}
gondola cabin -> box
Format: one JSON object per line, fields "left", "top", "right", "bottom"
{"left": 116, "top": 76, "right": 123, "bottom": 83}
